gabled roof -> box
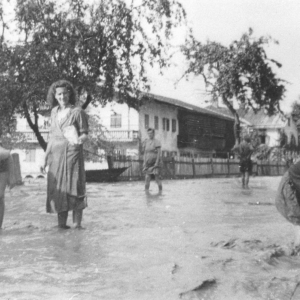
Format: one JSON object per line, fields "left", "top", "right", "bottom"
{"left": 141, "top": 92, "right": 235, "bottom": 121}
{"left": 205, "top": 105, "right": 287, "bottom": 128}
{"left": 205, "top": 105, "right": 236, "bottom": 120}
{"left": 238, "top": 108, "right": 287, "bottom": 129}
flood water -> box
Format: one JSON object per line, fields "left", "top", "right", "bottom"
{"left": 1, "top": 176, "right": 300, "bottom": 299}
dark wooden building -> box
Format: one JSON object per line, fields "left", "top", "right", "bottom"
{"left": 177, "top": 109, "right": 235, "bottom": 155}
{"left": 142, "top": 93, "right": 235, "bottom": 157}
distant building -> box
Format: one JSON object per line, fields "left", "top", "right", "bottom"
{"left": 239, "top": 108, "right": 298, "bottom": 147}
{"left": 13, "top": 92, "right": 236, "bottom": 178}
{"left": 12, "top": 114, "right": 50, "bottom": 177}
{"left": 140, "top": 93, "right": 235, "bottom": 158}
{"left": 206, "top": 105, "right": 298, "bottom": 147}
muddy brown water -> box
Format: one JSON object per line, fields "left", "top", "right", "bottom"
{"left": 1, "top": 176, "right": 300, "bottom": 299}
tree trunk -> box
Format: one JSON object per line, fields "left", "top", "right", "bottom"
{"left": 233, "top": 113, "right": 241, "bottom": 144}
{"left": 23, "top": 102, "right": 47, "bottom": 151}
{"left": 107, "top": 155, "right": 114, "bottom": 169}
{"left": 81, "top": 93, "right": 92, "bottom": 110}
{"left": 222, "top": 95, "right": 241, "bottom": 144}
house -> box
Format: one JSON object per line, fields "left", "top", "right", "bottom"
{"left": 12, "top": 115, "right": 50, "bottom": 177}
{"left": 139, "top": 93, "right": 235, "bottom": 157}
{"left": 13, "top": 92, "right": 236, "bottom": 177}
{"left": 206, "top": 105, "right": 298, "bottom": 147}
{"left": 239, "top": 108, "right": 298, "bottom": 147}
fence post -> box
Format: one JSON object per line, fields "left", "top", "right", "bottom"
{"left": 192, "top": 158, "right": 195, "bottom": 178}
{"left": 171, "top": 157, "right": 176, "bottom": 179}
{"left": 11, "top": 153, "right": 22, "bottom": 185}
{"left": 211, "top": 158, "right": 214, "bottom": 175}
{"left": 227, "top": 157, "right": 230, "bottom": 175}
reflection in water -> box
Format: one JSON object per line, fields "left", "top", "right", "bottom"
{"left": 145, "top": 190, "right": 163, "bottom": 206}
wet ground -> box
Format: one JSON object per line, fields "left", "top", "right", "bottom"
{"left": 1, "top": 176, "right": 300, "bottom": 300}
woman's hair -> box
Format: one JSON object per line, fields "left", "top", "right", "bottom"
{"left": 46, "top": 80, "right": 77, "bottom": 108}
{"left": 147, "top": 128, "right": 155, "bottom": 134}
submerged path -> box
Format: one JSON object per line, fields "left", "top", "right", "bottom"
{"left": 1, "top": 176, "right": 299, "bottom": 300}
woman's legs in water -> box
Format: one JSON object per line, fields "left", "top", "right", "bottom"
{"left": 74, "top": 209, "right": 83, "bottom": 229}
{"left": 57, "top": 211, "right": 69, "bottom": 229}
{"left": 0, "top": 172, "right": 8, "bottom": 229}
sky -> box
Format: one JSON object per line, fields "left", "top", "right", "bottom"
{"left": 149, "top": 0, "right": 300, "bottom": 113}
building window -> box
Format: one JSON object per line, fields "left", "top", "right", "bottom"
{"left": 25, "top": 149, "right": 36, "bottom": 162}
{"left": 162, "top": 150, "right": 170, "bottom": 157}
{"left": 259, "top": 129, "right": 266, "bottom": 144}
{"left": 110, "top": 114, "right": 122, "bottom": 128}
{"left": 172, "top": 119, "right": 176, "bottom": 132}
{"left": 163, "top": 118, "right": 170, "bottom": 131}
{"left": 166, "top": 119, "right": 170, "bottom": 131}
{"left": 171, "top": 151, "right": 177, "bottom": 157}
{"left": 154, "top": 116, "right": 159, "bottom": 130}
{"left": 145, "top": 114, "right": 149, "bottom": 129}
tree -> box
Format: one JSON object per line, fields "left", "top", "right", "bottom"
{"left": 291, "top": 100, "right": 300, "bottom": 124}
{"left": 0, "top": 0, "right": 188, "bottom": 150}
{"left": 181, "top": 28, "right": 286, "bottom": 143}
{"left": 84, "top": 114, "right": 115, "bottom": 161}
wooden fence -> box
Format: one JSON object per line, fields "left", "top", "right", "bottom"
{"left": 112, "top": 157, "right": 289, "bottom": 181}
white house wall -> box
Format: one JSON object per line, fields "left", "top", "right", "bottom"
{"left": 88, "top": 102, "right": 139, "bottom": 131}
{"left": 266, "top": 129, "right": 281, "bottom": 147}
{"left": 139, "top": 101, "right": 179, "bottom": 154}
{"left": 12, "top": 148, "right": 45, "bottom": 176}
{"left": 16, "top": 114, "right": 50, "bottom": 131}
{"left": 284, "top": 118, "right": 298, "bottom": 145}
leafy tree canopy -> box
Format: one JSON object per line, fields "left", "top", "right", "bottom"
{"left": 0, "top": 0, "right": 188, "bottom": 149}
{"left": 181, "top": 28, "right": 286, "bottom": 142}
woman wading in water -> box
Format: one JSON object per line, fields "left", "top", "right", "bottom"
{"left": 41, "top": 80, "right": 89, "bottom": 229}
{"left": 142, "top": 128, "right": 162, "bottom": 192}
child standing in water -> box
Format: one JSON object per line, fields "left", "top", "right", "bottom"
{"left": 232, "top": 135, "right": 254, "bottom": 189}
{"left": 0, "top": 144, "right": 15, "bottom": 229}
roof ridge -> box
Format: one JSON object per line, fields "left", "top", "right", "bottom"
{"left": 142, "top": 92, "right": 235, "bottom": 121}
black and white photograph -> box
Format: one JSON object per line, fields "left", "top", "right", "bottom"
{"left": 1, "top": 0, "right": 300, "bottom": 299}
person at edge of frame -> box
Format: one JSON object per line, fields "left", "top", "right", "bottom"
{"left": 0, "top": 138, "right": 16, "bottom": 229}
{"left": 142, "top": 128, "right": 162, "bottom": 192}
{"left": 232, "top": 134, "right": 254, "bottom": 189}
{"left": 275, "top": 158, "right": 300, "bottom": 248}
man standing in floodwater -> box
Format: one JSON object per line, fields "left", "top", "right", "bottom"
{"left": 142, "top": 128, "right": 162, "bottom": 192}
{"left": 232, "top": 135, "right": 254, "bottom": 189}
